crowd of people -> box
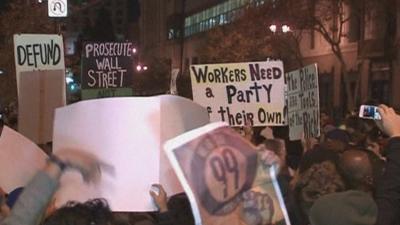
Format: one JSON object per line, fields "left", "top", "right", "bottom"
{"left": 0, "top": 104, "right": 399, "bottom": 225}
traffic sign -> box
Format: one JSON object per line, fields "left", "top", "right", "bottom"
{"left": 48, "top": 0, "right": 68, "bottom": 17}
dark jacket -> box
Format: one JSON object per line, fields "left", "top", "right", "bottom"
{"left": 375, "top": 137, "right": 400, "bottom": 225}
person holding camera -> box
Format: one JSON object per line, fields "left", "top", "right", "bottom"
{"left": 374, "top": 104, "right": 400, "bottom": 225}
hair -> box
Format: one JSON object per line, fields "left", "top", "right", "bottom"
{"left": 337, "top": 149, "right": 373, "bottom": 191}
{"left": 166, "top": 193, "right": 195, "bottom": 225}
{"left": 263, "top": 139, "right": 285, "bottom": 160}
{"left": 43, "top": 199, "right": 114, "bottom": 225}
{"left": 295, "top": 161, "right": 345, "bottom": 216}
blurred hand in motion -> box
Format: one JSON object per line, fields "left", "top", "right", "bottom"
{"left": 55, "top": 149, "right": 113, "bottom": 183}
{"left": 149, "top": 184, "right": 168, "bottom": 212}
{"left": 257, "top": 145, "right": 281, "bottom": 172}
{"left": 376, "top": 105, "right": 400, "bottom": 138}
{"left": 252, "top": 145, "right": 282, "bottom": 186}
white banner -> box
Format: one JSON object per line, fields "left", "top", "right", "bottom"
{"left": 190, "top": 61, "right": 285, "bottom": 127}
{"left": 0, "top": 126, "right": 47, "bottom": 192}
{"left": 287, "top": 64, "right": 320, "bottom": 140}
{"left": 52, "top": 95, "right": 210, "bottom": 211}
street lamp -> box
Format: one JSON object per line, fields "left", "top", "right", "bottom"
{"left": 269, "top": 24, "right": 277, "bottom": 33}
{"left": 269, "top": 24, "right": 291, "bottom": 33}
{"left": 136, "top": 65, "right": 148, "bottom": 72}
{"left": 282, "top": 25, "right": 291, "bottom": 33}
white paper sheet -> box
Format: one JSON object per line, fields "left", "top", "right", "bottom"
{"left": 53, "top": 95, "right": 209, "bottom": 211}
{"left": 0, "top": 126, "right": 47, "bottom": 192}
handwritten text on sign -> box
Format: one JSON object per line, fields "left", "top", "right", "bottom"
{"left": 190, "top": 61, "right": 285, "bottom": 126}
{"left": 287, "top": 64, "right": 320, "bottom": 140}
{"left": 14, "top": 34, "right": 65, "bottom": 71}
{"left": 82, "top": 42, "right": 134, "bottom": 97}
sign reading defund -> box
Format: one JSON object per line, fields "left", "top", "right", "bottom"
{"left": 190, "top": 61, "right": 285, "bottom": 126}
{"left": 81, "top": 42, "right": 134, "bottom": 99}
{"left": 13, "top": 34, "right": 66, "bottom": 144}
{"left": 287, "top": 64, "right": 320, "bottom": 140}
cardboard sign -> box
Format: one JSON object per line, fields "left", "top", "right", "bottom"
{"left": 0, "top": 126, "right": 47, "bottom": 192}
{"left": 164, "top": 123, "right": 291, "bottom": 225}
{"left": 13, "top": 34, "right": 66, "bottom": 144}
{"left": 190, "top": 61, "right": 285, "bottom": 127}
{"left": 287, "top": 64, "right": 320, "bottom": 140}
{"left": 81, "top": 42, "right": 135, "bottom": 99}
{"left": 170, "top": 68, "right": 179, "bottom": 95}
{"left": 52, "top": 95, "right": 210, "bottom": 211}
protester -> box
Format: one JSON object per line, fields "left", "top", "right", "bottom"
{"left": 309, "top": 149, "right": 377, "bottom": 225}
{"left": 42, "top": 199, "right": 116, "bottom": 225}
{"left": 292, "top": 144, "right": 345, "bottom": 225}
{"left": 1, "top": 149, "right": 105, "bottom": 225}
{"left": 323, "top": 128, "right": 350, "bottom": 153}
{"left": 374, "top": 104, "right": 400, "bottom": 225}
{"left": 263, "top": 139, "right": 297, "bottom": 224}
{"left": 149, "top": 184, "right": 194, "bottom": 225}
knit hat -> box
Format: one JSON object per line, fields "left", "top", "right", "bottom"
{"left": 309, "top": 190, "right": 377, "bottom": 225}
{"left": 326, "top": 129, "right": 350, "bottom": 144}
{"left": 6, "top": 187, "right": 24, "bottom": 208}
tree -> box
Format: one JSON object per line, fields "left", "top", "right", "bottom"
{"left": 0, "top": 1, "right": 53, "bottom": 106}
{"left": 132, "top": 57, "right": 170, "bottom": 95}
{"left": 286, "top": 0, "right": 395, "bottom": 111}
{"left": 198, "top": 2, "right": 304, "bottom": 70}
{"left": 90, "top": 7, "right": 116, "bottom": 41}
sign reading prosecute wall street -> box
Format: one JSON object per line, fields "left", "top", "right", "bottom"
{"left": 81, "top": 42, "right": 134, "bottom": 99}
{"left": 287, "top": 64, "right": 320, "bottom": 140}
{"left": 190, "top": 61, "right": 286, "bottom": 126}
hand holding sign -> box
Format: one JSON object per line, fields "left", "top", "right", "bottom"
{"left": 165, "top": 122, "right": 291, "bottom": 225}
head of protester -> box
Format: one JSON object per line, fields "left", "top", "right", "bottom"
{"left": 338, "top": 149, "right": 374, "bottom": 192}
{"left": 323, "top": 129, "right": 350, "bottom": 153}
{"left": 42, "top": 199, "right": 115, "bottom": 225}
{"left": 1, "top": 149, "right": 107, "bottom": 225}
{"left": 309, "top": 144, "right": 378, "bottom": 225}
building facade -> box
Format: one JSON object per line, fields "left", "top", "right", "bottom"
{"left": 139, "top": 0, "right": 400, "bottom": 115}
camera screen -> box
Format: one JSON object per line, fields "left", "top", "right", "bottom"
{"left": 362, "top": 106, "right": 381, "bottom": 119}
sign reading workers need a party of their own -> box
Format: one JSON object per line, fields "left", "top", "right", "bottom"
{"left": 287, "top": 64, "right": 320, "bottom": 140}
{"left": 190, "top": 61, "right": 286, "bottom": 126}
{"left": 81, "top": 42, "right": 135, "bottom": 100}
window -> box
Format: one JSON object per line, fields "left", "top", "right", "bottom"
{"left": 369, "top": 62, "right": 392, "bottom": 104}
{"left": 167, "top": 14, "right": 183, "bottom": 40}
{"left": 184, "top": 0, "right": 260, "bottom": 37}
{"left": 348, "top": 5, "right": 361, "bottom": 42}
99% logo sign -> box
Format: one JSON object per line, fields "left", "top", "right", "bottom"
{"left": 191, "top": 132, "right": 257, "bottom": 216}
{"left": 48, "top": 0, "right": 68, "bottom": 17}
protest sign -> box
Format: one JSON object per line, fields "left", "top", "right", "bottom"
{"left": 190, "top": 61, "right": 285, "bottom": 127}
{"left": 170, "top": 68, "right": 179, "bottom": 95}
{"left": 52, "top": 95, "right": 210, "bottom": 211}
{"left": 13, "top": 34, "right": 66, "bottom": 144}
{"left": 287, "top": 64, "right": 320, "bottom": 140}
{"left": 81, "top": 42, "right": 135, "bottom": 99}
{"left": 0, "top": 126, "right": 47, "bottom": 192}
{"left": 165, "top": 123, "right": 291, "bottom": 225}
